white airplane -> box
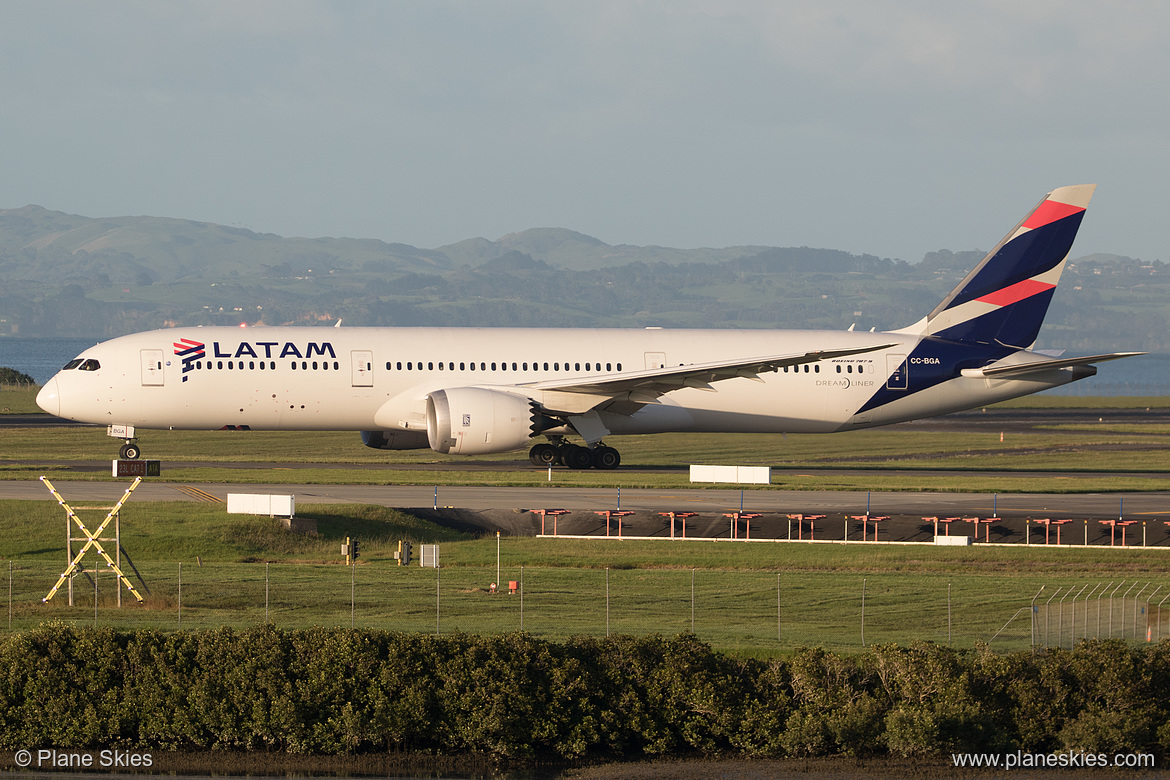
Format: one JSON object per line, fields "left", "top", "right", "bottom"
{"left": 37, "top": 185, "right": 1138, "bottom": 469}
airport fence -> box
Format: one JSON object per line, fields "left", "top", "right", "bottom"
{"left": 4, "top": 558, "right": 1167, "bottom": 654}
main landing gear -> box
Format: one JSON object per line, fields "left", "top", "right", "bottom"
{"left": 528, "top": 439, "right": 621, "bottom": 470}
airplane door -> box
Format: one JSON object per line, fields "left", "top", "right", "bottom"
{"left": 886, "top": 354, "right": 908, "bottom": 390}
{"left": 645, "top": 352, "right": 666, "bottom": 370}
{"left": 140, "top": 349, "right": 164, "bottom": 386}
{"left": 351, "top": 350, "right": 374, "bottom": 387}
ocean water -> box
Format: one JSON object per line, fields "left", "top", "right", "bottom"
{"left": 0, "top": 337, "right": 100, "bottom": 384}
{"left": 0, "top": 336, "right": 1166, "bottom": 395}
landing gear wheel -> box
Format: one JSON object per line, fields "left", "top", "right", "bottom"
{"left": 594, "top": 446, "right": 621, "bottom": 470}
{"left": 529, "top": 443, "right": 558, "bottom": 467}
{"left": 119, "top": 442, "right": 141, "bottom": 460}
{"left": 564, "top": 445, "right": 595, "bottom": 470}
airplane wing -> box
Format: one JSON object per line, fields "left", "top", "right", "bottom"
{"left": 961, "top": 352, "right": 1146, "bottom": 379}
{"left": 522, "top": 343, "right": 896, "bottom": 415}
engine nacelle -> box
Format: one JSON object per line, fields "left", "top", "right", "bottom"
{"left": 360, "top": 430, "right": 430, "bottom": 450}
{"left": 426, "top": 387, "right": 540, "bottom": 455}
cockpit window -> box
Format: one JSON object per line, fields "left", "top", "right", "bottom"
{"left": 78, "top": 359, "right": 101, "bottom": 371}
{"left": 62, "top": 359, "right": 84, "bottom": 370}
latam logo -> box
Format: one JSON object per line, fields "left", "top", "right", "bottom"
{"left": 172, "top": 339, "right": 338, "bottom": 382}
{"left": 173, "top": 338, "right": 206, "bottom": 382}
{"left": 209, "top": 341, "right": 337, "bottom": 360}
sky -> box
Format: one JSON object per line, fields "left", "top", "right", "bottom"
{"left": 2, "top": 1, "right": 1168, "bottom": 263}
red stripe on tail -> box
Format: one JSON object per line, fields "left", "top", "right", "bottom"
{"left": 976, "top": 278, "right": 1056, "bottom": 307}
{"left": 1022, "top": 200, "right": 1084, "bottom": 230}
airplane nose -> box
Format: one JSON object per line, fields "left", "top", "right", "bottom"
{"left": 36, "top": 377, "right": 60, "bottom": 416}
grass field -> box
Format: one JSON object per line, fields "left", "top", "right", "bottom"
{"left": 4, "top": 389, "right": 1170, "bottom": 654}
{"left": 3, "top": 499, "right": 1168, "bottom": 656}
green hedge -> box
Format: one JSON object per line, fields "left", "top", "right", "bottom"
{"left": 2, "top": 625, "right": 1169, "bottom": 759}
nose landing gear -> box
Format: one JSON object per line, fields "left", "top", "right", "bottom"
{"left": 109, "top": 425, "right": 141, "bottom": 460}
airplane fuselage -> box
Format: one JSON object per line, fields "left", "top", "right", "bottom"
{"left": 37, "top": 325, "right": 1084, "bottom": 438}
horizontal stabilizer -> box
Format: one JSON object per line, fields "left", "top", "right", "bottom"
{"left": 960, "top": 352, "right": 1146, "bottom": 379}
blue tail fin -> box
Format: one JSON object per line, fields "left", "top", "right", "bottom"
{"left": 912, "top": 184, "right": 1095, "bottom": 349}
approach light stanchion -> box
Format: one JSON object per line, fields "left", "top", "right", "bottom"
{"left": 925, "top": 517, "right": 957, "bottom": 538}
{"left": 808, "top": 514, "right": 823, "bottom": 541}
{"left": 963, "top": 517, "right": 997, "bottom": 543}
{"left": 1036, "top": 519, "right": 1052, "bottom": 545}
{"left": 532, "top": 509, "right": 569, "bottom": 537}
{"left": 41, "top": 476, "right": 145, "bottom": 605}
{"left": 1117, "top": 520, "right": 1138, "bottom": 547}
{"left": 850, "top": 516, "right": 868, "bottom": 541}
{"left": 850, "top": 515, "right": 888, "bottom": 542}
{"left": 788, "top": 514, "right": 804, "bottom": 541}
{"left": 1100, "top": 520, "right": 1117, "bottom": 546}
{"left": 595, "top": 510, "right": 634, "bottom": 538}
{"left": 659, "top": 512, "right": 697, "bottom": 541}
{"left": 788, "top": 514, "right": 825, "bottom": 542}
{"left": 1051, "top": 519, "right": 1072, "bottom": 545}
{"left": 723, "top": 513, "right": 763, "bottom": 541}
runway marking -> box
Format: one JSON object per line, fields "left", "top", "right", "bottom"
{"left": 171, "top": 485, "right": 223, "bottom": 503}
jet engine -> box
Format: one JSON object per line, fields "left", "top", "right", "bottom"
{"left": 360, "top": 430, "right": 430, "bottom": 450}
{"left": 425, "top": 387, "right": 545, "bottom": 455}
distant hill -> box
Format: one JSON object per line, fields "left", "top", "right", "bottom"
{"left": 0, "top": 205, "right": 1165, "bottom": 353}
